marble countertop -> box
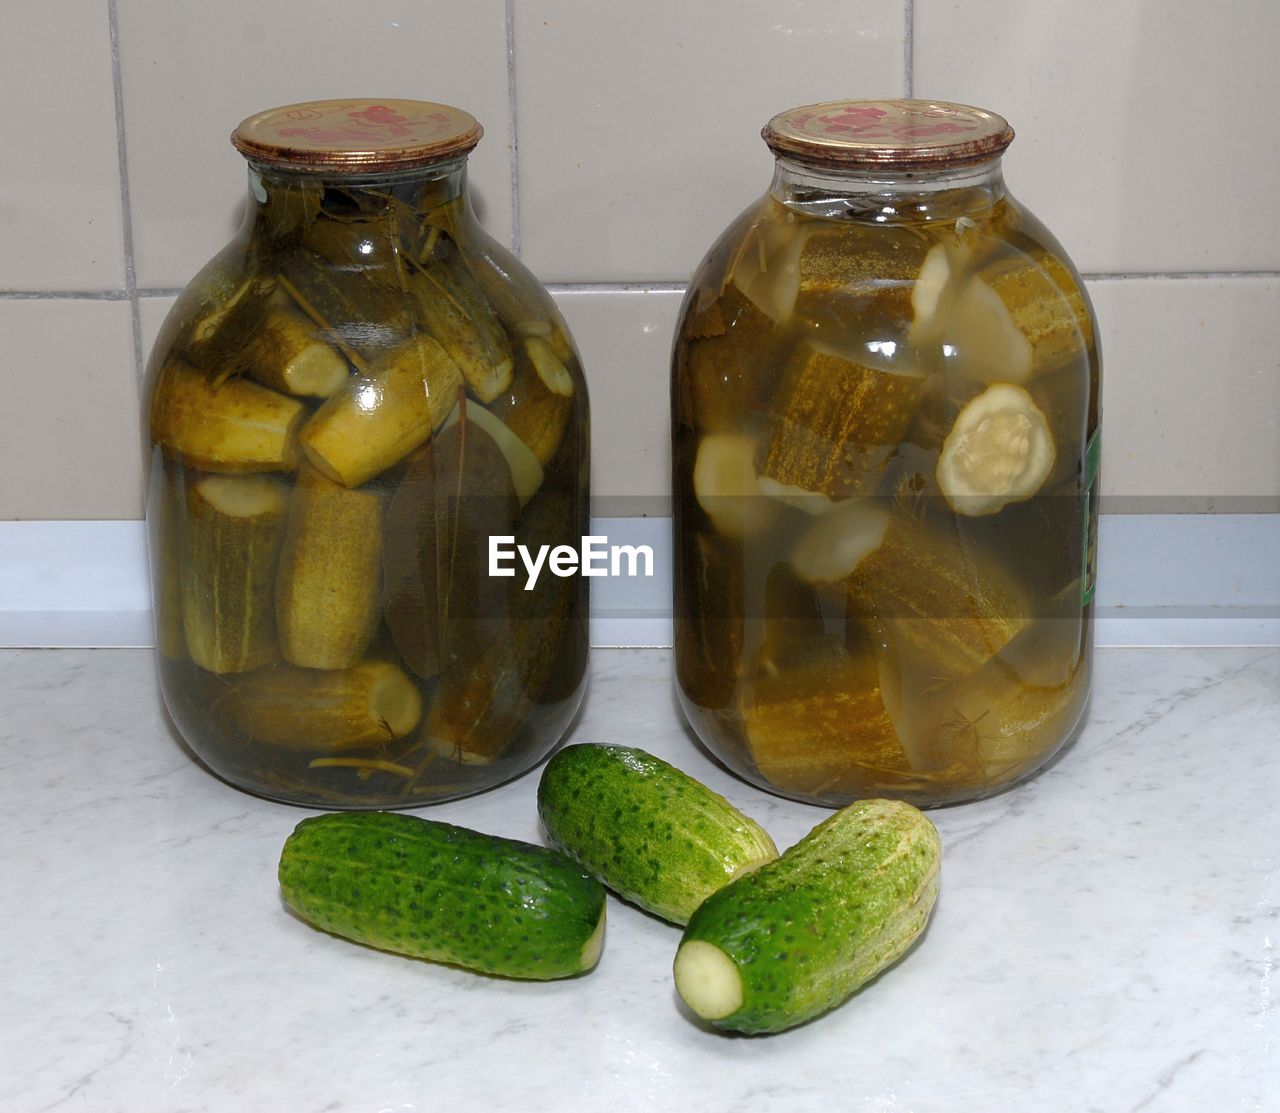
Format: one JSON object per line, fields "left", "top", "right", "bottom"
{"left": 3, "top": 646, "right": 1277, "bottom": 1112}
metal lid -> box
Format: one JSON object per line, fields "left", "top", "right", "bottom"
{"left": 763, "top": 99, "right": 1013, "bottom": 171}
{"left": 231, "top": 99, "right": 482, "bottom": 172}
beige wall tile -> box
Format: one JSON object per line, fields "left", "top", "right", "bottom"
{"left": 117, "top": 0, "right": 513, "bottom": 291}
{"left": 552, "top": 287, "right": 684, "bottom": 513}
{"left": 914, "top": 0, "right": 1280, "bottom": 274}
{"left": 1090, "top": 277, "right": 1279, "bottom": 507}
{"left": 0, "top": 6, "right": 124, "bottom": 291}
{"left": 516, "top": 1, "right": 906, "bottom": 283}
{"left": 0, "top": 300, "right": 141, "bottom": 519}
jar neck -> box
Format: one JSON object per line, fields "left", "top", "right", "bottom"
{"left": 244, "top": 157, "right": 474, "bottom": 237}
{"left": 768, "top": 156, "right": 1007, "bottom": 225}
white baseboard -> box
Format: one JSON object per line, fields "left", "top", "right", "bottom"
{"left": 1, "top": 515, "right": 1277, "bottom": 649}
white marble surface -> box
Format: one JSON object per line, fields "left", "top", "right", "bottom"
{"left": 2, "top": 647, "right": 1277, "bottom": 1112}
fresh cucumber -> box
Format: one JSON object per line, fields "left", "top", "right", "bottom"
{"left": 279, "top": 812, "right": 606, "bottom": 980}
{"left": 537, "top": 744, "right": 778, "bottom": 924}
{"left": 674, "top": 798, "right": 941, "bottom": 1033}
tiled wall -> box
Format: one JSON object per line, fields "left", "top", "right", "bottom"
{"left": 1, "top": 1, "right": 1276, "bottom": 519}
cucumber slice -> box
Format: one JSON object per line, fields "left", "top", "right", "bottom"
{"left": 692, "top": 433, "right": 778, "bottom": 538}
{"left": 729, "top": 207, "right": 808, "bottom": 322}
{"left": 789, "top": 497, "right": 889, "bottom": 584}
{"left": 908, "top": 240, "right": 972, "bottom": 347}
{"left": 936, "top": 382, "right": 1055, "bottom": 516}
{"left": 946, "top": 277, "right": 1034, "bottom": 383}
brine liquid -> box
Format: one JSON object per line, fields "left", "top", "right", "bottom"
{"left": 672, "top": 185, "right": 1100, "bottom": 807}
{"left": 147, "top": 167, "right": 588, "bottom": 807}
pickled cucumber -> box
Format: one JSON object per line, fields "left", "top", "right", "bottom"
{"left": 277, "top": 247, "right": 413, "bottom": 367}
{"left": 945, "top": 277, "right": 1034, "bottom": 383}
{"left": 147, "top": 464, "right": 187, "bottom": 660}
{"left": 151, "top": 362, "right": 305, "bottom": 474}
{"left": 962, "top": 248, "right": 1091, "bottom": 378}
{"left": 181, "top": 475, "right": 287, "bottom": 674}
{"left": 420, "top": 602, "right": 558, "bottom": 767}
{"left": 789, "top": 497, "right": 890, "bottom": 584}
{"left": 233, "top": 660, "right": 422, "bottom": 751}
{"left": 760, "top": 341, "right": 926, "bottom": 498}
{"left": 728, "top": 203, "right": 809, "bottom": 321}
{"left": 886, "top": 651, "right": 1088, "bottom": 785}
{"left": 692, "top": 433, "right": 778, "bottom": 538}
{"left": 908, "top": 241, "right": 972, "bottom": 348}
{"left": 275, "top": 466, "right": 384, "bottom": 669}
{"left": 414, "top": 242, "right": 514, "bottom": 402}
{"left": 792, "top": 224, "right": 925, "bottom": 335}
{"left": 846, "top": 515, "right": 1028, "bottom": 680}
{"left": 679, "top": 285, "right": 775, "bottom": 432}
{"left": 489, "top": 339, "right": 574, "bottom": 466}
{"left": 299, "top": 335, "right": 463, "bottom": 487}
{"left": 247, "top": 303, "right": 349, "bottom": 399}
{"left": 745, "top": 650, "right": 909, "bottom": 801}
{"left": 674, "top": 531, "right": 746, "bottom": 714}
{"left": 936, "top": 383, "right": 1055, "bottom": 516}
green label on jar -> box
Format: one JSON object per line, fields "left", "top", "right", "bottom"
{"left": 1081, "top": 428, "right": 1101, "bottom": 607}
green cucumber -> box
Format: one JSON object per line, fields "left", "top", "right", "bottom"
{"left": 537, "top": 744, "right": 778, "bottom": 924}
{"left": 674, "top": 798, "right": 941, "bottom": 1033}
{"left": 278, "top": 812, "right": 606, "bottom": 980}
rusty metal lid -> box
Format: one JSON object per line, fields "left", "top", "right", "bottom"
{"left": 231, "top": 99, "right": 482, "bottom": 173}
{"left": 763, "top": 99, "right": 1013, "bottom": 171}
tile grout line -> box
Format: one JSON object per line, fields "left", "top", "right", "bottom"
{"left": 904, "top": 0, "right": 914, "bottom": 98}
{"left": 0, "top": 290, "right": 131, "bottom": 301}
{"left": 107, "top": 0, "right": 143, "bottom": 385}
{"left": 505, "top": 0, "right": 521, "bottom": 257}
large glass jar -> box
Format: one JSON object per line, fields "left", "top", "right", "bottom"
{"left": 145, "top": 100, "right": 589, "bottom": 807}
{"left": 672, "top": 100, "right": 1100, "bottom": 807}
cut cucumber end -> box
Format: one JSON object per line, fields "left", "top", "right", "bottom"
{"left": 300, "top": 441, "right": 346, "bottom": 487}
{"left": 579, "top": 905, "right": 607, "bottom": 971}
{"left": 727, "top": 852, "right": 775, "bottom": 884}
{"left": 674, "top": 940, "right": 743, "bottom": 1021}
{"left": 365, "top": 663, "right": 424, "bottom": 740}
{"left": 287, "top": 344, "right": 349, "bottom": 398}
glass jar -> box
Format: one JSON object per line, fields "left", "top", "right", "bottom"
{"left": 145, "top": 100, "right": 589, "bottom": 807}
{"left": 672, "top": 100, "right": 1100, "bottom": 807}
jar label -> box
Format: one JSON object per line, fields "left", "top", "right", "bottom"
{"left": 1081, "top": 428, "right": 1101, "bottom": 607}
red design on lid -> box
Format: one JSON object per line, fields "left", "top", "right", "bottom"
{"left": 762, "top": 99, "right": 1011, "bottom": 168}
{"left": 812, "top": 105, "right": 981, "bottom": 142}
{"left": 269, "top": 106, "right": 458, "bottom": 148}
{"left": 232, "top": 99, "right": 482, "bottom": 170}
